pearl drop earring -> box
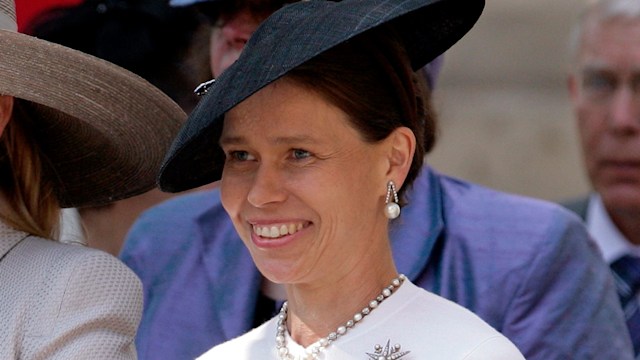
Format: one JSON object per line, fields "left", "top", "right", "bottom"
{"left": 384, "top": 180, "right": 401, "bottom": 219}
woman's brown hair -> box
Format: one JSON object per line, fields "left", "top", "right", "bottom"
{"left": 0, "top": 99, "right": 60, "bottom": 239}
{"left": 287, "top": 26, "right": 437, "bottom": 202}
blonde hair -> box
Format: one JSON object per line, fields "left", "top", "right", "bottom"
{"left": 0, "top": 100, "right": 60, "bottom": 239}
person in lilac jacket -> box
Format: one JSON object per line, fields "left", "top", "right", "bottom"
{"left": 120, "top": 0, "right": 633, "bottom": 359}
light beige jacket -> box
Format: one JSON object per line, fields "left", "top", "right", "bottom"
{"left": 0, "top": 220, "right": 142, "bottom": 359}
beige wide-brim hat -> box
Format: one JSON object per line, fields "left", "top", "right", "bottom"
{"left": 0, "top": 0, "right": 186, "bottom": 208}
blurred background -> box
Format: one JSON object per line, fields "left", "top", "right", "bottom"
{"left": 17, "top": 0, "right": 591, "bottom": 203}
{"left": 430, "top": 0, "right": 590, "bottom": 202}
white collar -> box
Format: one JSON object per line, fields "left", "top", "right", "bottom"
{"left": 586, "top": 194, "right": 640, "bottom": 263}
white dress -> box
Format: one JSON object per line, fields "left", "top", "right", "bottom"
{"left": 197, "top": 280, "right": 525, "bottom": 359}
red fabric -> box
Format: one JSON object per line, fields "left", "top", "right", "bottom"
{"left": 15, "top": 0, "right": 83, "bottom": 32}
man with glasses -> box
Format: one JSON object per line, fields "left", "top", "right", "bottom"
{"left": 564, "top": 0, "right": 640, "bottom": 355}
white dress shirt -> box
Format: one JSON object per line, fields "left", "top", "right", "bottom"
{"left": 586, "top": 194, "right": 640, "bottom": 263}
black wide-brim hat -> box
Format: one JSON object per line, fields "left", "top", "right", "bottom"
{"left": 159, "top": 0, "right": 485, "bottom": 192}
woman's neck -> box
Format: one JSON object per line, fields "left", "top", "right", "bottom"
{"left": 261, "top": 276, "right": 287, "bottom": 301}
{"left": 283, "top": 248, "right": 398, "bottom": 347}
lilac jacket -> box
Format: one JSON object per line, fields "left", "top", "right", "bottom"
{"left": 121, "top": 166, "right": 633, "bottom": 360}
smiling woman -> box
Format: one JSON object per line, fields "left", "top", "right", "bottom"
{"left": 158, "top": 0, "right": 525, "bottom": 359}
{"left": 220, "top": 76, "right": 409, "bottom": 286}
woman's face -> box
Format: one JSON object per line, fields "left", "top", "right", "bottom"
{"left": 219, "top": 79, "right": 394, "bottom": 285}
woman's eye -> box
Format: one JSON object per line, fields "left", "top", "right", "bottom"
{"left": 292, "top": 149, "right": 311, "bottom": 160}
{"left": 229, "top": 151, "right": 254, "bottom": 161}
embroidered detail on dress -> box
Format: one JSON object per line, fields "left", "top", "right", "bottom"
{"left": 366, "top": 339, "right": 410, "bottom": 359}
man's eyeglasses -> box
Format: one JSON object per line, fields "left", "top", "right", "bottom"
{"left": 580, "top": 68, "right": 640, "bottom": 104}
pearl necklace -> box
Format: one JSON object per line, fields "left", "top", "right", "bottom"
{"left": 275, "top": 274, "right": 406, "bottom": 360}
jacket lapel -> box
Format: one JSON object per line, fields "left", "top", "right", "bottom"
{"left": 200, "top": 190, "right": 263, "bottom": 340}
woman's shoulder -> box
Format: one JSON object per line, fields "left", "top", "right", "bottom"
{"left": 2, "top": 235, "right": 141, "bottom": 312}
{"left": 197, "top": 318, "right": 277, "bottom": 359}
{"left": 27, "top": 237, "right": 142, "bottom": 306}
{"left": 380, "top": 281, "right": 525, "bottom": 358}
{"left": 400, "top": 282, "right": 497, "bottom": 333}
{"left": 15, "top": 236, "right": 140, "bottom": 283}
{"left": 0, "top": 236, "right": 142, "bottom": 358}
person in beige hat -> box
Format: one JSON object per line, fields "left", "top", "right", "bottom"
{"left": 0, "top": 0, "right": 186, "bottom": 357}
{"left": 24, "top": 0, "right": 212, "bottom": 256}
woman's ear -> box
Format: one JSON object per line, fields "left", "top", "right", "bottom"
{"left": 0, "top": 96, "right": 14, "bottom": 137}
{"left": 385, "top": 126, "right": 416, "bottom": 188}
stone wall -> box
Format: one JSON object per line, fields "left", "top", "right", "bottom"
{"left": 428, "top": 0, "right": 591, "bottom": 201}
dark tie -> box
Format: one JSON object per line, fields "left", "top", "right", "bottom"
{"left": 611, "top": 255, "right": 640, "bottom": 356}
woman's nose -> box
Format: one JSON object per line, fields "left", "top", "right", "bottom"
{"left": 247, "top": 165, "right": 287, "bottom": 208}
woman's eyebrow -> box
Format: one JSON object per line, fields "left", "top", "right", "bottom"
{"left": 220, "top": 134, "right": 321, "bottom": 146}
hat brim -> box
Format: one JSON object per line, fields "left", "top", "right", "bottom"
{"left": 170, "top": 0, "right": 218, "bottom": 7}
{"left": 0, "top": 30, "right": 186, "bottom": 208}
{"left": 158, "top": 0, "right": 484, "bottom": 192}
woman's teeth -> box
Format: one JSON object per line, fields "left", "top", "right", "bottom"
{"left": 253, "top": 223, "right": 304, "bottom": 238}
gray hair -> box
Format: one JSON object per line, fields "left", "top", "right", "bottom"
{"left": 568, "top": 0, "right": 640, "bottom": 66}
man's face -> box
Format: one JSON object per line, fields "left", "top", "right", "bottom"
{"left": 568, "top": 17, "right": 640, "bottom": 216}
{"left": 209, "top": 8, "right": 264, "bottom": 76}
